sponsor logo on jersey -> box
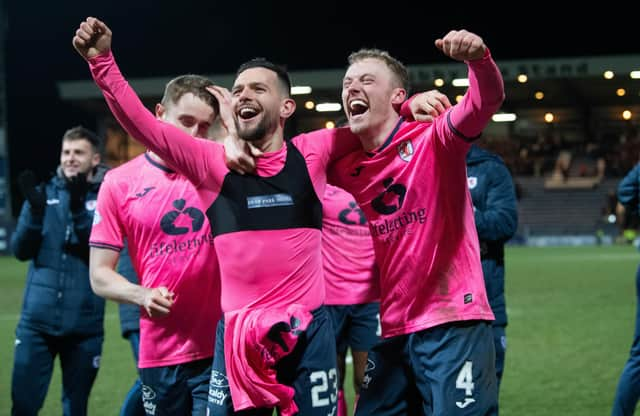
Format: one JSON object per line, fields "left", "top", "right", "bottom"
{"left": 369, "top": 177, "right": 427, "bottom": 242}
{"left": 338, "top": 201, "right": 367, "bottom": 225}
{"left": 371, "top": 178, "right": 406, "bottom": 215}
{"left": 160, "top": 199, "right": 205, "bottom": 235}
{"left": 467, "top": 176, "right": 478, "bottom": 189}
{"left": 247, "top": 193, "right": 294, "bottom": 209}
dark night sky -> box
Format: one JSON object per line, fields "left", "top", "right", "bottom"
{"left": 5, "top": 1, "right": 637, "bottom": 215}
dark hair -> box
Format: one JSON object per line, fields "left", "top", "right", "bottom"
{"left": 62, "top": 126, "right": 101, "bottom": 153}
{"left": 161, "top": 74, "right": 219, "bottom": 115}
{"left": 348, "top": 48, "right": 409, "bottom": 91}
{"left": 237, "top": 58, "right": 291, "bottom": 97}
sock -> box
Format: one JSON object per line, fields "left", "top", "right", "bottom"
{"left": 337, "top": 389, "right": 347, "bottom": 416}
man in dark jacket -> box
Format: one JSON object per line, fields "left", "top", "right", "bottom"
{"left": 612, "top": 162, "right": 640, "bottom": 416}
{"left": 117, "top": 241, "right": 145, "bottom": 416}
{"left": 466, "top": 144, "right": 518, "bottom": 411}
{"left": 10, "top": 125, "right": 106, "bottom": 416}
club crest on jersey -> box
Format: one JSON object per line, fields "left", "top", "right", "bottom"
{"left": 467, "top": 176, "right": 478, "bottom": 189}
{"left": 397, "top": 140, "right": 414, "bottom": 162}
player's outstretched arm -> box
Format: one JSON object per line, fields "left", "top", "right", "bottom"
{"left": 72, "top": 17, "right": 221, "bottom": 187}
{"left": 434, "top": 29, "right": 486, "bottom": 62}
{"left": 434, "top": 29, "right": 504, "bottom": 140}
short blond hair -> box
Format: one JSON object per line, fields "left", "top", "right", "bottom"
{"left": 347, "top": 48, "right": 409, "bottom": 90}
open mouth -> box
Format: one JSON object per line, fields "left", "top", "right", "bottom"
{"left": 238, "top": 106, "right": 259, "bottom": 121}
{"left": 349, "top": 99, "right": 369, "bottom": 118}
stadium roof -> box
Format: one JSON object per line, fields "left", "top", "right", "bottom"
{"left": 57, "top": 53, "right": 640, "bottom": 137}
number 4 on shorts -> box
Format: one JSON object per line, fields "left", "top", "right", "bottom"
{"left": 456, "top": 360, "right": 475, "bottom": 396}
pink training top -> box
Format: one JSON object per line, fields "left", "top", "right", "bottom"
{"left": 329, "top": 50, "right": 504, "bottom": 338}
{"left": 322, "top": 185, "right": 379, "bottom": 304}
{"left": 88, "top": 52, "right": 361, "bottom": 314}
{"left": 89, "top": 154, "right": 221, "bottom": 368}
{"left": 224, "top": 305, "right": 313, "bottom": 415}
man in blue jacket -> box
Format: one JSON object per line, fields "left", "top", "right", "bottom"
{"left": 612, "top": 162, "right": 640, "bottom": 416}
{"left": 117, "top": 242, "right": 145, "bottom": 416}
{"left": 10, "top": 125, "right": 106, "bottom": 416}
{"left": 466, "top": 143, "right": 518, "bottom": 413}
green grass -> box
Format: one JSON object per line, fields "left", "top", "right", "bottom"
{"left": 1, "top": 245, "right": 639, "bottom": 415}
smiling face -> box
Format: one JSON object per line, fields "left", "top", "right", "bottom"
{"left": 342, "top": 58, "right": 405, "bottom": 136}
{"left": 341, "top": 50, "right": 408, "bottom": 148}
{"left": 231, "top": 65, "right": 295, "bottom": 147}
{"left": 60, "top": 138, "right": 100, "bottom": 179}
{"left": 231, "top": 67, "right": 284, "bottom": 142}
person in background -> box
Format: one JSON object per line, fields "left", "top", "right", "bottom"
{"left": 10, "top": 126, "right": 106, "bottom": 416}
{"left": 612, "top": 162, "right": 640, "bottom": 416}
{"left": 116, "top": 242, "right": 145, "bottom": 416}
{"left": 466, "top": 143, "right": 518, "bottom": 414}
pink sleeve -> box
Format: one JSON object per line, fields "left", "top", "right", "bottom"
{"left": 293, "top": 127, "right": 361, "bottom": 166}
{"left": 89, "top": 175, "right": 124, "bottom": 251}
{"left": 87, "top": 51, "right": 228, "bottom": 189}
{"left": 443, "top": 49, "right": 505, "bottom": 141}
{"left": 399, "top": 94, "right": 418, "bottom": 121}
{"left": 292, "top": 128, "right": 361, "bottom": 197}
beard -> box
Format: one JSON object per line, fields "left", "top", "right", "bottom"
{"left": 237, "top": 115, "right": 271, "bottom": 142}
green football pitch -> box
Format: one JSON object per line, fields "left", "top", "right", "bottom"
{"left": 1, "top": 245, "right": 639, "bottom": 415}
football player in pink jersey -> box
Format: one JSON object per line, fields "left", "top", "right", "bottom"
{"left": 325, "top": 32, "right": 505, "bottom": 415}
{"left": 87, "top": 73, "right": 222, "bottom": 415}
{"left": 322, "top": 184, "right": 380, "bottom": 416}
{"left": 230, "top": 33, "right": 505, "bottom": 416}
{"left": 73, "top": 16, "right": 475, "bottom": 416}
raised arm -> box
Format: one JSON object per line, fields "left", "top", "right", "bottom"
{"left": 435, "top": 30, "right": 505, "bottom": 141}
{"left": 72, "top": 17, "right": 224, "bottom": 188}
